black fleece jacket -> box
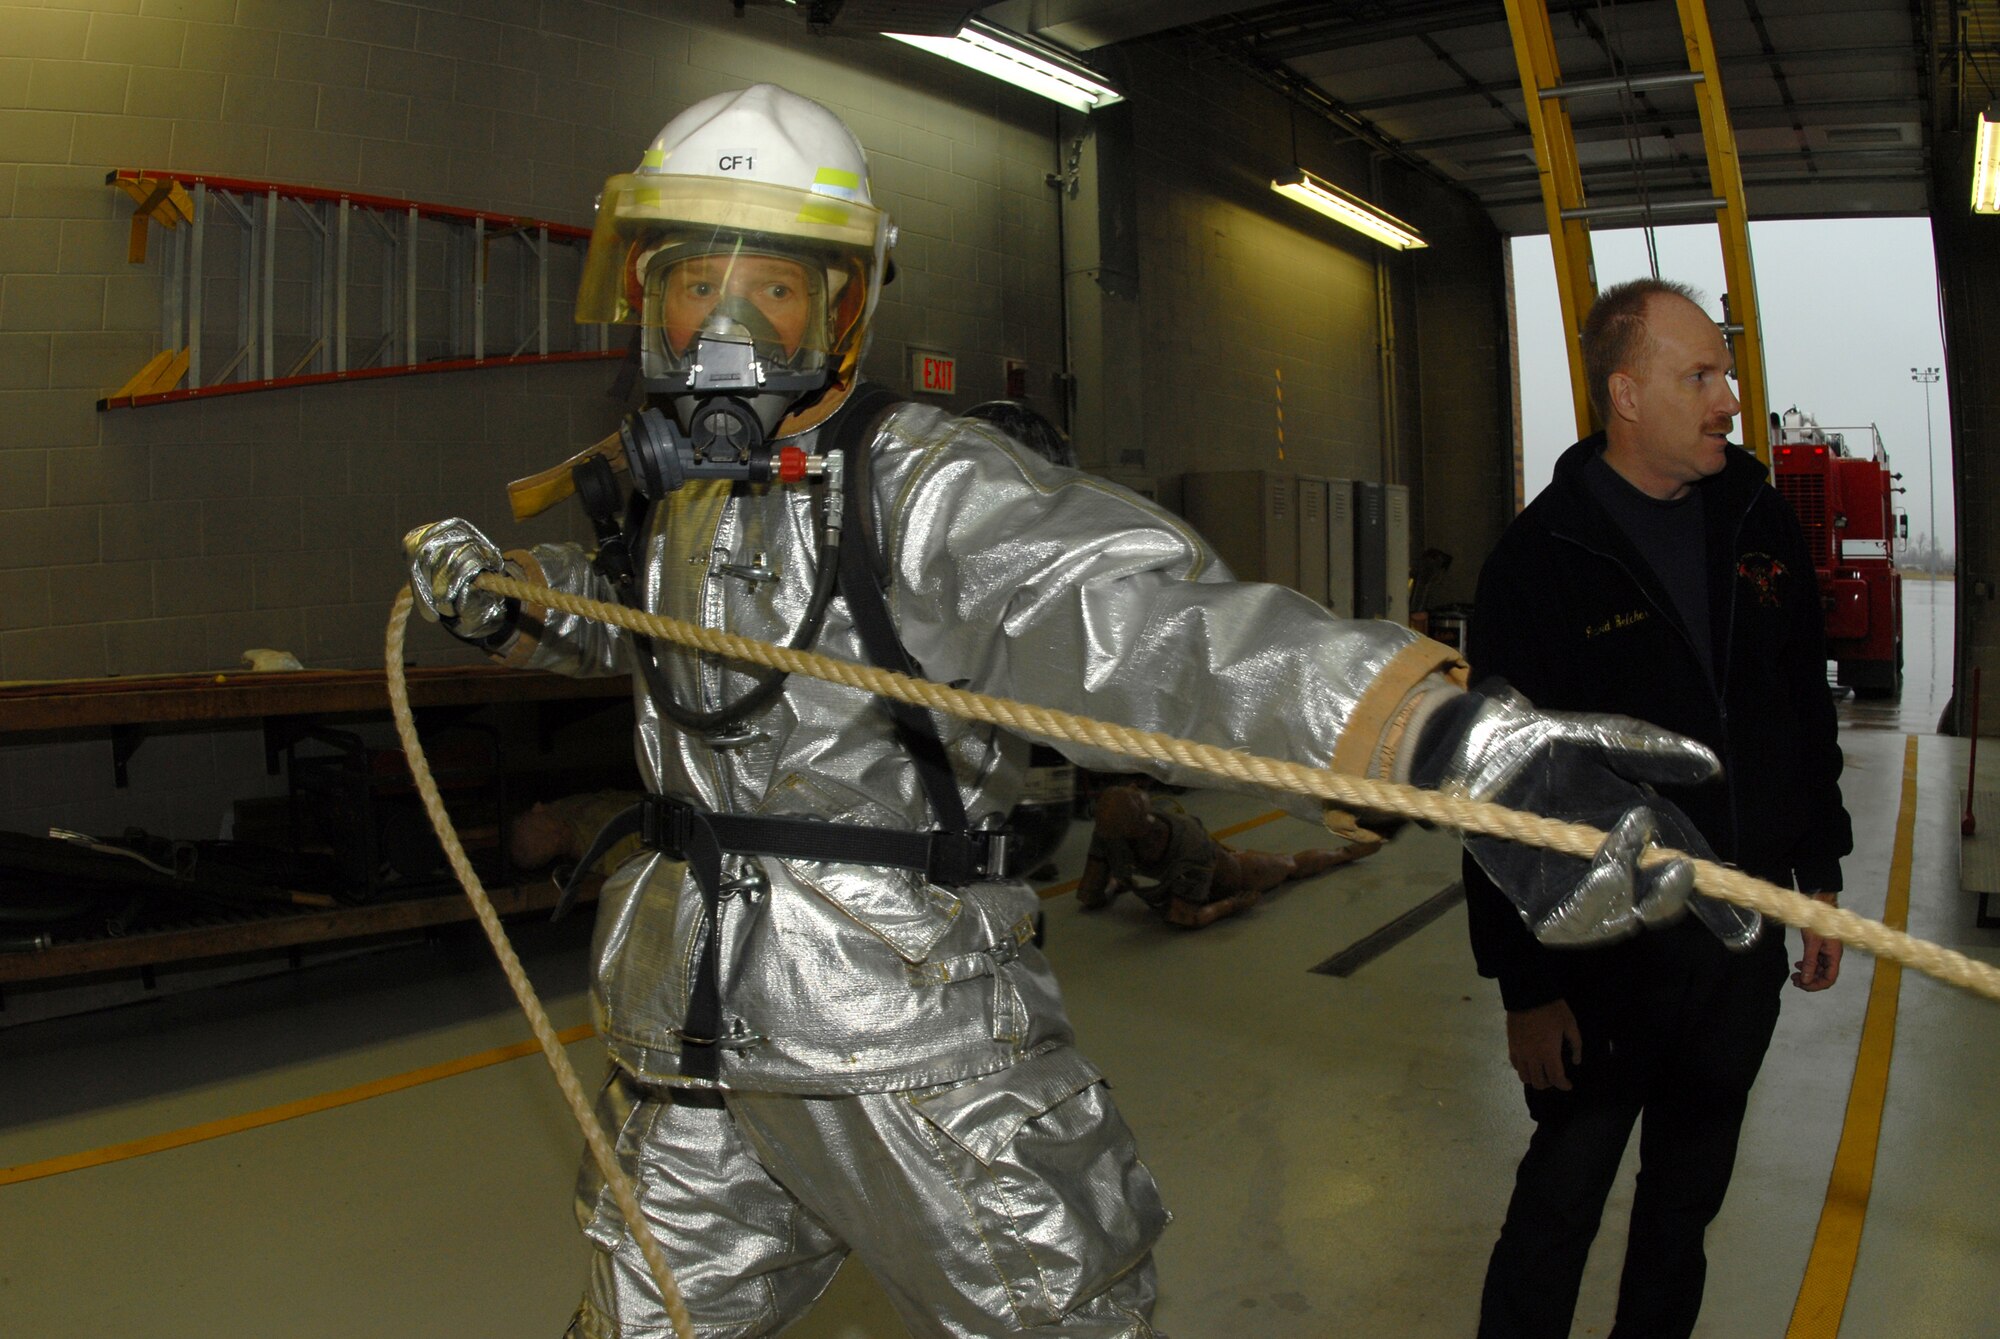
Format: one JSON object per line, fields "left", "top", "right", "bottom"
{"left": 1463, "top": 433, "right": 1852, "bottom": 1012}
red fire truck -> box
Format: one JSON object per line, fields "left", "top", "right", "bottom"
{"left": 1770, "top": 408, "right": 1907, "bottom": 698}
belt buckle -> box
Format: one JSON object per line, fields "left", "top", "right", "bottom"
{"left": 643, "top": 796, "right": 694, "bottom": 859}
{"left": 924, "top": 828, "right": 1013, "bottom": 885}
{"left": 978, "top": 830, "right": 1010, "bottom": 879}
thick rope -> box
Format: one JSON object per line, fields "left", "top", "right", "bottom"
{"left": 385, "top": 590, "right": 696, "bottom": 1339}
{"left": 472, "top": 570, "right": 2000, "bottom": 1007}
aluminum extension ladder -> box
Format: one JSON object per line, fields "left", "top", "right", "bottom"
{"left": 1502, "top": 0, "right": 1773, "bottom": 464}
{"left": 103, "top": 169, "right": 619, "bottom": 410}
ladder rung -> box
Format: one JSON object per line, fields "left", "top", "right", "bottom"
{"left": 1561, "top": 196, "right": 1726, "bottom": 221}
{"left": 1542, "top": 70, "right": 1705, "bottom": 100}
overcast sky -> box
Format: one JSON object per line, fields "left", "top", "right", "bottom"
{"left": 1510, "top": 217, "right": 1955, "bottom": 551}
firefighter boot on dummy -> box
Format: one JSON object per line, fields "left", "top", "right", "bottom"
{"left": 1074, "top": 785, "right": 1247, "bottom": 927}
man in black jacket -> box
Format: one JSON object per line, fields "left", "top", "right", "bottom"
{"left": 1468, "top": 278, "right": 1851, "bottom": 1339}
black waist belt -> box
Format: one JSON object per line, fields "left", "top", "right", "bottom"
{"left": 553, "top": 793, "right": 1010, "bottom": 1083}
{"left": 638, "top": 794, "right": 1008, "bottom": 886}
{"left": 552, "top": 795, "right": 1008, "bottom": 911}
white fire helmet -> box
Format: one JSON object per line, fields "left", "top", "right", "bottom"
{"left": 576, "top": 84, "right": 894, "bottom": 429}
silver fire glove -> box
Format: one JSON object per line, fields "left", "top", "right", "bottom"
{"left": 402, "top": 517, "right": 516, "bottom": 643}
{"left": 1410, "top": 683, "right": 1758, "bottom": 949}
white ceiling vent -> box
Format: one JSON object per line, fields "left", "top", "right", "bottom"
{"left": 1816, "top": 124, "right": 1915, "bottom": 148}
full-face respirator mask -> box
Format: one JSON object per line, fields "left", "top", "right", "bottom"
{"left": 612, "top": 237, "right": 862, "bottom": 501}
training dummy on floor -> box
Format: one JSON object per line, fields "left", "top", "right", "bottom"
{"left": 1075, "top": 782, "right": 1378, "bottom": 928}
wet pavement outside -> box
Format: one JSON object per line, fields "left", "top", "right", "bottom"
{"left": 1835, "top": 575, "right": 1954, "bottom": 734}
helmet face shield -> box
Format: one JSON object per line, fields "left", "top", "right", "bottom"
{"left": 577, "top": 172, "right": 888, "bottom": 398}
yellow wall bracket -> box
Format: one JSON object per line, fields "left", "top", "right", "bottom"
{"left": 108, "top": 347, "right": 191, "bottom": 400}
{"left": 112, "top": 174, "right": 195, "bottom": 264}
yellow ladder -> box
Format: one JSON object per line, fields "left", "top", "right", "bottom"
{"left": 1502, "top": 0, "right": 1772, "bottom": 463}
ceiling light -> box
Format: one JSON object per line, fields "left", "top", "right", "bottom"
{"left": 885, "top": 18, "right": 1122, "bottom": 114}
{"left": 1975, "top": 106, "right": 2000, "bottom": 214}
{"left": 1271, "top": 169, "right": 1427, "bottom": 250}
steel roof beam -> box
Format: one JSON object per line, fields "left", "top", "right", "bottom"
{"left": 1345, "top": 45, "right": 1923, "bottom": 114}
{"left": 1404, "top": 97, "right": 1922, "bottom": 152}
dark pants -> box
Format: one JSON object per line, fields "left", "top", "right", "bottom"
{"left": 1477, "top": 927, "right": 1788, "bottom": 1339}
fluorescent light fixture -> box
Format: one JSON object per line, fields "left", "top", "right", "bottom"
{"left": 1975, "top": 105, "right": 2000, "bottom": 214}
{"left": 886, "top": 19, "right": 1122, "bottom": 114}
{"left": 1272, "top": 168, "right": 1427, "bottom": 250}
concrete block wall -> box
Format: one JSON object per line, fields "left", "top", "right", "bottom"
{"left": 1120, "top": 37, "right": 1385, "bottom": 484}
{"left": 1403, "top": 169, "right": 1514, "bottom": 611}
{"left": 0, "top": 0, "right": 1067, "bottom": 838}
{"left": 1106, "top": 33, "right": 1512, "bottom": 606}
{"left": 0, "top": 2, "right": 1519, "bottom": 845}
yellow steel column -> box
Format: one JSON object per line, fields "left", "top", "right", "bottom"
{"left": 1676, "top": 0, "right": 1772, "bottom": 464}
{"left": 1504, "top": 0, "right": 1599, "bottom": 439}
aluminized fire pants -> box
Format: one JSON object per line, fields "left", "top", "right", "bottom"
{"left": 566, "top": 1053, "right": 1167, "bottom": 1338}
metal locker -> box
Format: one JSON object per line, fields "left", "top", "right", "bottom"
{"left": 1326, "top": 477, "right": 1355, "bottom": 617}
{"left": 1182, "top": 470, "right": 1299, "bottom": 589}
{"left": 1354, "top": 480, "right": 1387, "bottom": 619}
{"left": 1296, "top": 476, "right": 1329, "bottom": 607}
{"left": 1386, "top": 484, "right": 1411, "bottom": 624}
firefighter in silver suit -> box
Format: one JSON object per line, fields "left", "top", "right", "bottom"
{"left": 406, "top": 84, "right": 1734, "bottom": 1339}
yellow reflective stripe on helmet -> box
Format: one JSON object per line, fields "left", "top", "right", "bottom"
{"left": 811, "top": 166, "right": 861, "bottom": 200}
{"left": 641, "top": 148, "right": 666, "bottom": 169}
{"left": 797, "top": 200, "right": 851, "bottom": 226}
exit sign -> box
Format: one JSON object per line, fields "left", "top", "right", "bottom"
{"left": 912, "top": 349, "right": 956, "bottom": 395}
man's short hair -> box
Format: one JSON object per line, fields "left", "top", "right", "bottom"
{"left": 1579, "top": 278, "right": 1705, "bottom": 422}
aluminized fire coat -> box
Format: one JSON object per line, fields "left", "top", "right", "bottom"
{"left": 508, "top": 401, "right": 1436, "bottom": 1097}
{"left": 494, "top": 399, "right": 1451, "bottom": 1335}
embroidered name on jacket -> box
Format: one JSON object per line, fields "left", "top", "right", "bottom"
{"left": 1584, "top": 609, "right": 1651, "bottom": 639}
{"left": 1736, "top": 552, "right": 1787, "bottom": 607}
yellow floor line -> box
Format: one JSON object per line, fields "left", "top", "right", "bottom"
{"left": 1210, "top": 810, "right": 1290, "bottom": 843}
{"left": 13, "top": 805, "right": 1295, "bottom": 1168}
{"left": 1036, "top": 808, "right": 1288, "bottom": 899}
{"left": 0, "top": 1022, "right": 598, "bottom": 1188}
{"left": 1785, "top": 734, "right": 1917, "bottom": 1338}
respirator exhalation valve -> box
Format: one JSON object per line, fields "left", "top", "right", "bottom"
{"left": 618, "top": 403, "right": 810, "bottom": 499}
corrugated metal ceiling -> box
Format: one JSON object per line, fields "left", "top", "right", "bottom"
{"left": 973, "top": 1, "right": 2000, "bottom": 234}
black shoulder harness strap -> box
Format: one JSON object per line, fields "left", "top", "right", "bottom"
{"left": 554, "top": 388, "right": 1006, "bottom": 1082}
{"left": 832, "top": 385, "right": 972, "bottom": 837}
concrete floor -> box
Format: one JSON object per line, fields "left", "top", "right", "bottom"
{"left": 3, "top": 585, "right": 1992, "bottom": 1337}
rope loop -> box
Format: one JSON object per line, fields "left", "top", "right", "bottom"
{"left": 469, "top": 570, "right": 2000, "bottom": 1007}
{"left": 385, "top": 572, "right": 2000, "bottom": 1338}
{"left": 386, "top": 589, "right": 696, "bottom": 1339}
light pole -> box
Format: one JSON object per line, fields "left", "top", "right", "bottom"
{"left": 1911, "top": 366, "right": 1940, "bottom": 569}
